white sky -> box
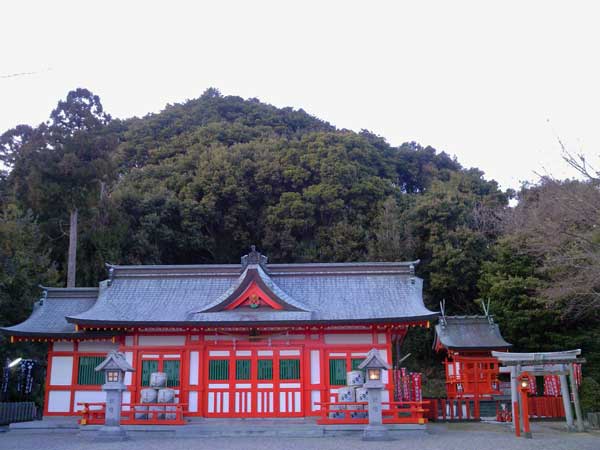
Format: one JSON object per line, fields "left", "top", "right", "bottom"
{"left": 1, "top": 0, "right": 599, "bottom": 190}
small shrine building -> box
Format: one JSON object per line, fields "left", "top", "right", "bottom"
{"left": 434, "top": 315, "right": 511, "bottom": 399}
{"left": 1, "top": 248, "right": 436, "bottom": 419}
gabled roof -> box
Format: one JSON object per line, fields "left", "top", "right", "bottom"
{"left": 357, "top": 348, "right": 391, "bottom": 370}
{"left": 434, "top": 315, "right": 512, "bottom": 351}
{"left": 0, "top": 287, "right": 101, "bottom": 338}
{"left": 196, "top": 264, "right": 312, "bottom": 313}
{"left": 95, "top": 350, "right": 135, "bottom": 372}
{"left": 2, "top": 249, "right": 437, "bottom": 334}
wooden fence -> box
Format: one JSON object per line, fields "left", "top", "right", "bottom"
{"left": 425, "top": 398, "right": 481, "bottom": 421}
{"left": 0, "top": 402, "right": 38, "bottom": 425}
{"left": 316, "top": 400, "right": 428, "bottom": 425}
{"left": 528, "top": 397, "right": 565, "bottom": 419}
{"left": 77, "top": 402, "right": 187, "bottom": 425}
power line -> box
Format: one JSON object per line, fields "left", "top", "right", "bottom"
{"left": 0, "top": 67, "right": 52, "bottom": 79}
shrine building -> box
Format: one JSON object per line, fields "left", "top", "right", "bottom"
{"left": 434, "top": 315, "right": 511, "bottom": 400}
{"left": 1, "top": 248, "right": 436, "bottom": 419}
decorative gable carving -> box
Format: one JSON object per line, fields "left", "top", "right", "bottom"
{"left": 195, "top": 249, "right": 311, "bottom": 314}
{"left": 224, "top": 282, "right": 284, "bottom": 311}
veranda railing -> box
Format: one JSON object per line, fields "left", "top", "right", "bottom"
{"left": 77, "top": 402, "right": 187, "bottom": 425}
{"left": 316, "top": 400, "right": 428, "bottom": 425}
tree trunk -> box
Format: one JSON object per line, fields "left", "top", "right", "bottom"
{"left": 67, "top": 208, "right": 78, "bottom": 287}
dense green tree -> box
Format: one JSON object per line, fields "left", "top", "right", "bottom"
{"left": 368, "top": 170, "right": 507, "bottom": 311}
{"left": 2, "top": 86, "right": 597, "bottom": 391}
{"left": 479, "top": 237, "right": 600, "bottom": 381}
{"left": 0, "top": 205, "right": 58, "bottom": 404}
{"left": 3, "top": 89, "right": 118, "bottom": 285}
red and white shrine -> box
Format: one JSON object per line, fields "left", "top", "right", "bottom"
{"left": 1, "top": 248, "right": 436, "bottom": 421}
{"left": 434, "top": 314, "right": 511, "bottom": 400}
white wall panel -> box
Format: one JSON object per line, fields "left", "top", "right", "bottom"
{"left": 74, "top": 391, "right": 105, "bottom": 410}
{"left": 271, "top": 334, "right": 305, "bottom": 340}
{"left": 125, "top": 352, "right": 133, "bottom": 385}
{"left": 50, "top": 356, "right": 73, "bottom": 386}
{"left": 311, "top": 390, "right": 321, "bottom": 411}
{"left": 47, "top": 391, "right": 71, "bottom": 412}
{"left": 78, "top": 340, "right": 118, "bottom": 352}
{"left": 310, "top": 350, "right": 320, "bottom": 384}
{"left": 188, "top": 391, "right": 198, "bottom": 412}
{"left": 324, "top": 333, "right": 372, "bottom": 344}
{"left": 189, "top": 351, "right": 199, "bottom": 385}
{"left": 138, "top": 335, "right": 185, "bottom": 346}
{"left": 52, "top": 341, "right": 73, "bottom": 352}
{"left": 122, "top": 391, "right": 131, "bottom": 410}
{"left": 379, "top": 349, "right": 389, "bottom": 384}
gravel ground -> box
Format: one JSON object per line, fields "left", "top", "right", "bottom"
{"left": 0, "top": 422, "right": 598, "bottom": 450}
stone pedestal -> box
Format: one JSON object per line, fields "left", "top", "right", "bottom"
{"left": 95, "top": 425, "right": 129, "bottom": 441}
{"left": 93, "top": 351, "right": 135, "bottom": 441}
{"left": 96, "top": 384, "right": 128, "bottom": 441}
{"left": 363, "top": 424, "right": 393, "bottom": 441}
{"left": 362, "top": 387, "right": 392, "bottom": 441}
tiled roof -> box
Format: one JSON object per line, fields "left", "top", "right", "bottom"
{"left": 0, "top": 287, "right": 99, "bottom": 337}
{"left": 68, "top": 260, "right": 435, "bottom": 326}
{"left": 434, "top": 315, "right": 512, "bottom": 350}
{"left": 1, "top": 251, "right": 437, "bottom": 335}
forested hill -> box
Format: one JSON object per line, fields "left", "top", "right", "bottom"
{"left": 1, "top": 88, "right": 599, "bottom": 387}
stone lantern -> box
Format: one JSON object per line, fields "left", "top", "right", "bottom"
{"left": 94, "top": 351, "right": 135, "bottom": 441}
{"left": 358, "top": 348, "right": 392, "bottom": 441}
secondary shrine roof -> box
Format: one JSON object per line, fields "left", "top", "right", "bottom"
{"left": 1, "top": 248, "right": 437, "bottom": 337}
{"left": 434, "top": 315, "right": 512, "bottom": 351}
{"left": 0, "top": 287, "right": 100, "bottom": 338}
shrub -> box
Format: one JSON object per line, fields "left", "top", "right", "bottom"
{"left": 580, "top": 377, "right": 600, "bottom": 414}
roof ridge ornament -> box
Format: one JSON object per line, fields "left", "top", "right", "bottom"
{"left": 106, "top": 263, "right": 115, "bottom": 286}
{"left": 480, "top": 298, "right": 494, "bottom": 325}
{"left": 440, "top": 299, "right": 447, "bottom": 327}
{"left": 39, "top": 287, "right": 48, "bottom": 306}
{"left": 241, "top": 245, "right": 268, "bottom": 271}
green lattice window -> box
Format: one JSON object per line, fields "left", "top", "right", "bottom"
{"left": 351, "top": 359, "right": 364, "bottom": 370}
{"left": 141, "top": 360, "right": 159, "bottom": 386}
{"left": 209, "top": 360, "right": 229, "bottom": 380}
{"left": 163, "top": 360, "right": 180, "bottom": 387}
{"left": 77, "top": 356, "right": 105, "bottom": 385}
{"left": 279, "top": 359, "right": 300, "bottom": 380}
{"left": 257, "top": 359, "right": 273, "bottom": 380}
{"left": 329, "top": 359, "right": 346, "bottom": 386}
{"left": 236, "top": 359, "right": 251, "bottom": 380}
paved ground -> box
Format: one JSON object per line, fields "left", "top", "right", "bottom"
{"left": 1, "top": 422, "right": 599, "bottom": 450}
